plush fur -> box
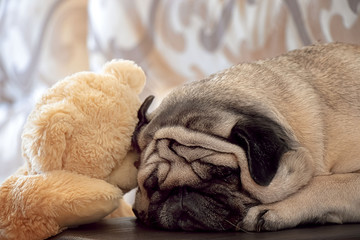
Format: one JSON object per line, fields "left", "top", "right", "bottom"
{"left": 0, "top": 60, "right": 145, "bottom": 240}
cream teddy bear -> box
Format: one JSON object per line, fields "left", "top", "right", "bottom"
{"left": 0, "top": 60, "right": 145, "bottom": 240}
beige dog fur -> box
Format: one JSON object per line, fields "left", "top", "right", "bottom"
{"left": 132, "top": 42, "right": 360, "bottom": 231}
{"left": 0, "top": 60, "right": 145, "bottom": 240}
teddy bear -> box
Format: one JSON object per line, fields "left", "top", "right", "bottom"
{"left": 0, "top": 59, "right": 146, "bottom": 240}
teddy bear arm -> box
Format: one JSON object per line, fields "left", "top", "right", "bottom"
{"left": 108, "top": 150, "right": 139, "bottom": 193}
{"left": 104, "top": 198, "right": 134, "bottom": 218}
{"left": 22, "top": 107, "right": 75, "bottom": 174}
{"left": 49, "top": 171, "right": 123, "bottom": 228}
{"left": 0, "top": 171, "right": 123, "bottom": 240}
{"left": 56, "top": 196, "right": 119, "bottom": 228}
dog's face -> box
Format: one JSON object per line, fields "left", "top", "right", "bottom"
{"left": 132, "top": 78, "right": 296, "bottom": 231}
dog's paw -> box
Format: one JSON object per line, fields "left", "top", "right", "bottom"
{"left": 241, "top": 205, "right": 300, "bottom": 232}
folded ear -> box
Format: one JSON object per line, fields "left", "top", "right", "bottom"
{"left": 137, "top": 95, "right": 154, "bottom": 126}
{"left": 132, "top": 95, "right": 154, "bottom": 152}
{"left": 229, "top": 115, "right": 293, "bottom": 186}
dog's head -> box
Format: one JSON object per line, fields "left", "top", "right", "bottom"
{"left": 132, "top": 82, "right": 301, "bottom": 231}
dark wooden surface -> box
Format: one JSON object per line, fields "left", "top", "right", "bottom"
{"left": 50, "top": 217, "right": 360, "bottom": 240}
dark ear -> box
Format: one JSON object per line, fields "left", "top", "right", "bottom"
{"left": 229, "top": 116, "right": 293, "bottom": 186}
{"left": 137, "top": 95, "right": 154, "bottom": 126}
{"left": 132, "top": 95, "right": 154, "bottom": 151}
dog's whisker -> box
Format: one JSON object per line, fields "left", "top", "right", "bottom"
{"left": 223, "top": 219, "right": 249, "bottom": 233}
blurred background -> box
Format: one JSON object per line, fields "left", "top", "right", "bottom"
{"left": 0, "top": 0, "right": 359, "bottom": 202}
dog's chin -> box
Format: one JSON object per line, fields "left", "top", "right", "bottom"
{"left": 137, "top": 187, "right": 242, "bottom": 231}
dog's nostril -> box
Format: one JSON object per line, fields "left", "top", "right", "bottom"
{"left": 172, "top": 186, "right": 189, "bottom": 195}
{"left": 181, "top": 186, "right": 189, "bottom": 196}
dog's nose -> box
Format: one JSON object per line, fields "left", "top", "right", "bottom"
{"left": 147, "top": 186, "right": 202, "bottom": 230}
{"left": 168, "top": 187, "right": 202, "bottom": 231}
{"left": 147, "top": 185, "right": 232, "bottom": 231}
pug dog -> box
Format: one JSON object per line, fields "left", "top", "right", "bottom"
{"left": 131, "top": 42, "right": 360, "bottom": 232}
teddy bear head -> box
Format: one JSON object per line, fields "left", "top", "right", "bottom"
{"left": 21, "top": 60, "right": 145, "bottom": 192}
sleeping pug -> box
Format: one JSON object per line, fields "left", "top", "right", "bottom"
{"left": 131, "top": 42, "right": 360, "bottom": 232}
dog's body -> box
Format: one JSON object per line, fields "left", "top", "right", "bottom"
{"left": 132, "top": 42, "right": 360, "bottom": 231}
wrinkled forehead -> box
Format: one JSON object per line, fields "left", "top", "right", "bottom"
{"left": 144, "top": 97, "right": 239, "bottom": 139}
{"left": 136, "top": 126, "right": 244, "bottom": 190}
{"left": 137, "top": 126, "right": 245, "bottom": 188}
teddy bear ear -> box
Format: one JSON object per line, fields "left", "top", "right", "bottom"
{"left": 102, "top": 59, "right": 146, "bottom": 94}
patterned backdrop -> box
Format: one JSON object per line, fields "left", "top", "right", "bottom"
{"left": 0, "top": 0, "right": 359, "bottom": 188}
